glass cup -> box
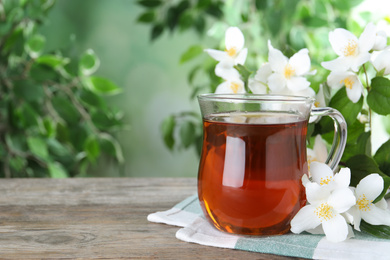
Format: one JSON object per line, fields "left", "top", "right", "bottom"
{"left": 197, "top": 94, "right": 347, "bottom": 236}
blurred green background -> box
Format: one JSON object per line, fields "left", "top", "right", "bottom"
{"left": 38, "top": 0, "right": 201, "bottom": 177}
{"left": 33, "top": 0, "right": 389, "bottom": 178}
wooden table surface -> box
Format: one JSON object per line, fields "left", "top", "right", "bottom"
{"left": 0, "top": 178, "right": 300, "bottom": 259}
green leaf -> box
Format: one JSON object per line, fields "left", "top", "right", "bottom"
{"left": 137, "top": 11, "right": 155, "bottom": 23}
{"left": 194, "top": 16, "right": 205, "bottom": 35}
{"left": 178, "top": 12, "right": 193, "bottom": 31}
{"left": 374, "top": 139, "right": 390, "bottom": 176}
{"left": 51, "top": 96, "right": 80, "bottom": 124}
{"left": 36, "top": 55, "right": 70, "bottom": 68}
{"left": 79, "top": 49, "right": 100, "bottom": 76}
{"left": 367, "top": 77, "right": 390, "bottom": 115}
{"left": 42, "top": 118, "right": 55, "bottom": 137}
{"left": 346, "top": 154, "right": 390, "bottom": 203}
{"left": 25, "top": 34, "right": 46, "bottom": 58}
{"left": 9, "top": 156, "right": 27, "bottom": 172}
{"left": 137, "top": 0, "right": 162, "bottom": 8}
{"left": 84, "top": 76, "right": 122, "bottom": 95}
{"left": 330, "top": 87, "right": 363, "bottom": 126}
{"left": 78, "top": 88, "right": 106, "bottom": 108}
{"left": 234, "top": 64, "right": 253, "bottom": 83}
{"left": 84, "top": 136, "right": 100, "bottom": 162}
{"left": 151, "top": 23, "right": 164, "bottom": 41}
{"left": 205, "top": 2, "right": 223, "bottom": 18}
{"left": 99, "top": 133, "right": 124, "bottom": 164}
{"left": 48, "top": 162, "right": 69, "bottom": 178}
{"left": 14, "top": 79, "right": 44, "bottom": 101}
{"left": 29, "top": 63, "right": 59, "bottom": 82}
{"left": 180, "top": 121, "right": 196, "bottom": 148}
{"left": 320, "top": 87, "right": 362, "bottom": 132}
{"left": 360, "top": 220, "right": 390, "bottom": 240}
{"left": 303, "top": 17, "right": 328, "bottom": 28}
{"left": 180, "top": 45, "right": 203, "bottom": 64}
{"left": 27, "top": 136, "right": 49, "bottom": 160}
{"left": 255, "top": 0, "right": 267, "bottom": 10}
{"left": 161, "top": 115, "right": 176, "bottom": 150}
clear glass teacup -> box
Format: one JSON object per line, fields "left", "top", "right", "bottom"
{"left": 197, "top": 94, "right": 347, "bottom": 236}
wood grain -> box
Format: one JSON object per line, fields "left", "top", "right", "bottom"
{"left": 0, "top": 178, "right": 301, "bottom": 259}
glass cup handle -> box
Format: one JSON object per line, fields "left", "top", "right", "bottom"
{"left": 310, "top": 107, "right": 347, "bottom": 171}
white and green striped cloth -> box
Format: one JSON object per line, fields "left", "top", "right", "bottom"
{"left": 148, "top": 194, "right": 390, "bottom": 259}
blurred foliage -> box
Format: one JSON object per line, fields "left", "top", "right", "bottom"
{"left": 0, "top": 0, "right": 124, "bottom": 178}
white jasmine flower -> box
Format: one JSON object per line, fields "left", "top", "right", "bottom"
{"left": 215, "top": 78, "right": 245, "bottom": 94}
{"left": 321, "top": 23, "right": 376, "bottom": 72}
{"left": 371, "top": 48, "right": 390, "bottom": 75}
{"left": 327, "top": 71, "right": 363, "bottom": 103}
{"left": 373, "top": 30, "right": 388, "bottom": 51}
{"left": 248, "top": 63, "right": 271, "bottom": 94}
{"left": 204, "top": 27, "right": 248, "bottom": 66}
{"left": 307, "top": 135, "right": 328, "bottom": 167}
{"left": 290, "top": 179, "right": 356, "bottom": 242}
{"left": 267, "top": 41, "right": 316, "bottom": 95}
{"left": 315, "top": 84, "right": 327, "bottom": 107}
{"left": 309, "top": 162, "right": 351, "bottom": 192}
{"left": 214, "top": 59, "right": 241, "bottom": 80}
{"left": 347, "top": 174, "right": 390, "bottom": 231}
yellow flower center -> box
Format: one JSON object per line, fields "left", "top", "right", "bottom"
{"left": 342, "top": 40, "right": 358, "bottom": 57}
{"left": 226, "top": 47, "right": 237, "bottom": 57}
{"left": 340, "top": 77, "right": 354, "bottom": 89}
{"left": 315, "top": 203, "right": 335, "bottom": 222}
{"left": 357, "top": 194, "right": 371, "bottom": 211}
{"left": 284, "top": 64, "right": 295, "bottom": 79}
{"left": 320, "top": 176, "right": 333, "bottom": 186}
{"left": 230, "top": 82, "right": 240, "bottom": 93}
{"left": 314, "top": 101, "right": 320, "bottom": 107}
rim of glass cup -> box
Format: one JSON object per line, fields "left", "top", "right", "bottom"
{"left": 198, "top": 93, "right": 315, "bottom": 103}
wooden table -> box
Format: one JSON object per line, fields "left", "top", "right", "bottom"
{"left": 0, "top": 178, "right": 299, "bottom": 259}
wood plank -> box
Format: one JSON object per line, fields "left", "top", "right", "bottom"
{"left": 0, "top": 178, "right": 300, "bottom": 259}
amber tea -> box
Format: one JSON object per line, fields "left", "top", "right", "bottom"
{"left": 198, "top": 112, "right": 308, "bottom": 235}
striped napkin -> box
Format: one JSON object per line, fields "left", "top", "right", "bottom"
{"left": 148, "top": 194, "right": 390, "bottom": 259}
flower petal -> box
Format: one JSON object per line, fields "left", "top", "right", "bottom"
{"left": 235, "top": 48, "right": 248, "bottom": 65}
{"left": 345, "top": 78, "right": 363, "bottom": 103}
{"left": 334, "top": 167, "right": 351, "bottom": 189}
{"left": 268, "top": 40, "right": 288, "bottom": 73}
{"left": 313, "top": 135, "right": 328, "bottom": 163}
{"left": 328, "top": 187, "right": 356, "bottom": 213}
{"left": 356, "top": 173, "right": 384, "bottom": 202}
{"left": 290, "top": 205, "right": 321, "bottom": 234}
{"left": 289, "top": 48, "right": 311, "bottom": 76}
{"left": 248, "top": 78, "right": 267, "bottom": 94}
{"left": 286, "top": 76, "right": 311, "bottom": 92}
{"left": 310, "top": 162, "right": 334, "bottom": 186}
{"left": 254, "top": 63, "right": 272, "bottom": 82}
{"left": 361, "top": 204, "right": 390, "bottom": 226}
{"left": 322, "top": 213, "right": 349, "bottom": 242}
{"left": 204, "top": 49, "right": 230, "bottom": 62}
{"left": 372, "top": 49, "right": 390, "bottom": 75}
{"left": 322, "top": 57, "right": 350, "bottom": 72}
{"left": 329, "top": 28, "right": 358, "bottom": 57}
{"left": 267, "top": 73, "right": 287, "bottom": 92}
{"left": 376, "top": 198, "right": 388, "bottom": 210}
{"left": 215, "top": 60, "right": 240, "bottom": 80}
{"left": 306, "top": 181, "right": 331, "bottom": 205}
{"left": 225, "top": 27, "right": 244, "bottom": 52}
{"left": 347, "top": 206, "right": 362, "bottom": 231}
{"left": 358, "top": 22, "right": 376, "bottom": 52}
{"left": 349, "top": 52, "right": 371, "bottom": 72}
